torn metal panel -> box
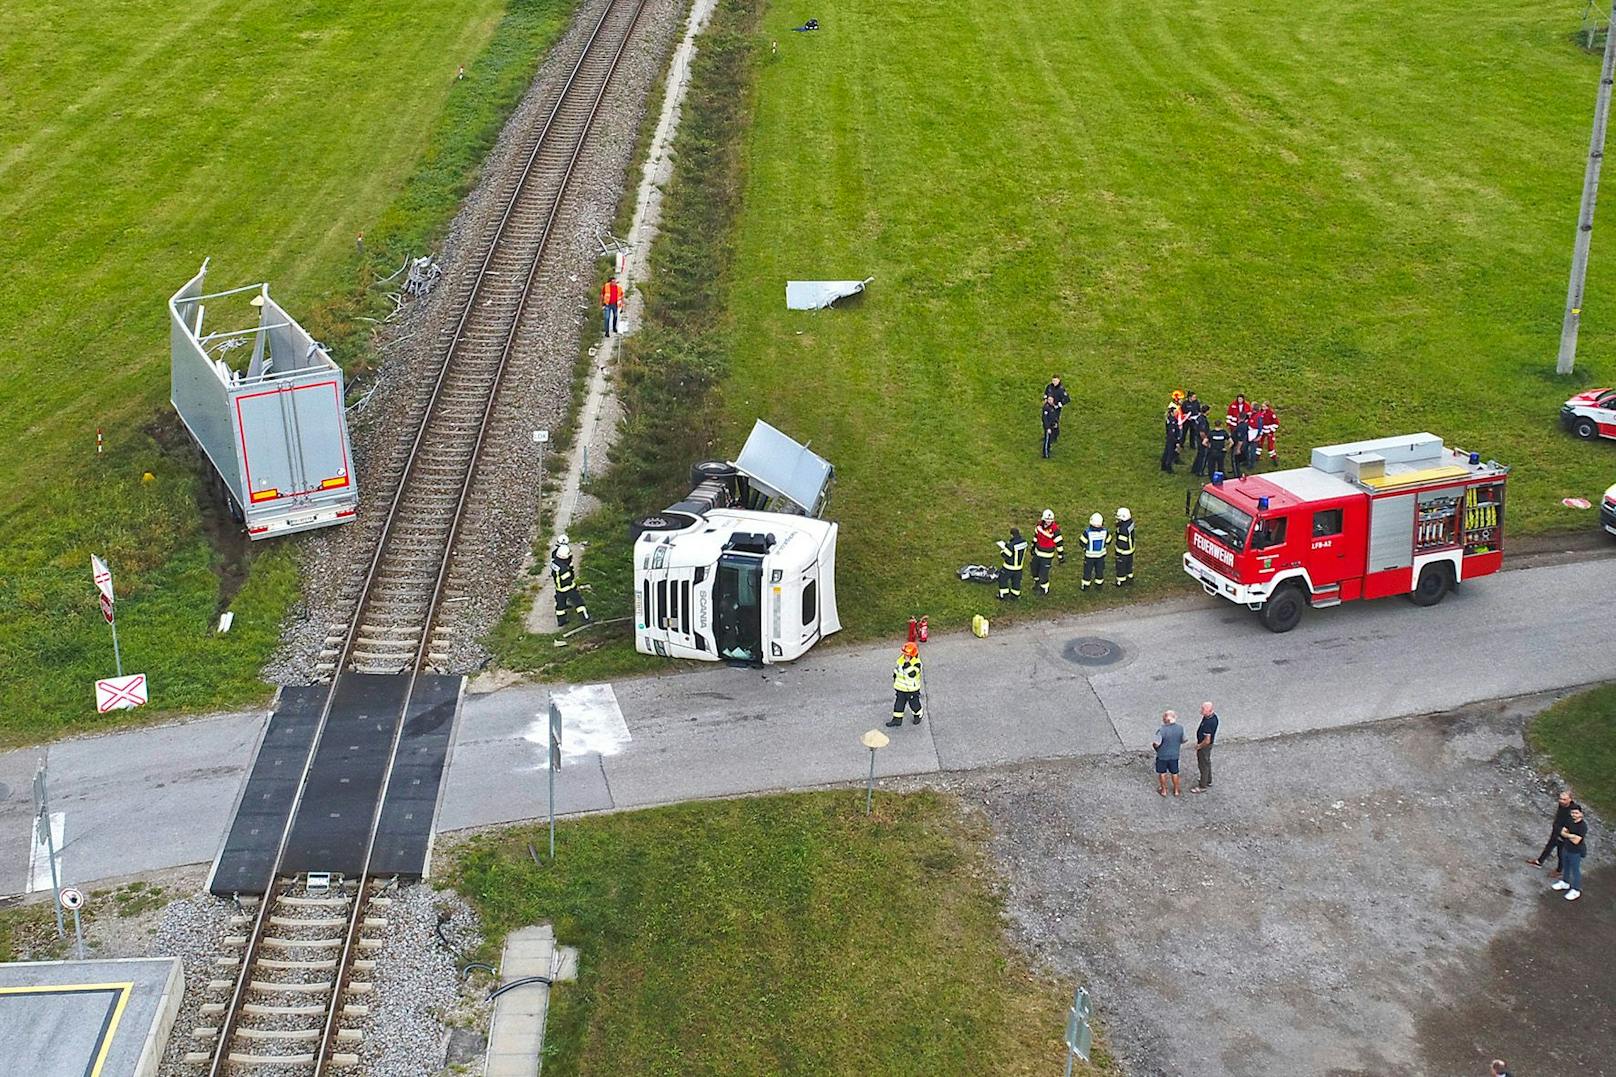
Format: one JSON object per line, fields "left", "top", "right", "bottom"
{"left": 733, "top": 419, "right": 834, "bottom": 516}
{"left": 785, "top": 277, "right": 873, "bottom": 310}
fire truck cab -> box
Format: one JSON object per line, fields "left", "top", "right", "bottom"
{"left": 1184, "top": 433, "right": 1508, "bottom": 632}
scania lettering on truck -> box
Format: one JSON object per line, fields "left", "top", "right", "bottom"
{"left": 1183, "top": 433, "right": 1508, "bottom": 632}
{"left": 634, "top": 421, "right": 841, "bottom": 664}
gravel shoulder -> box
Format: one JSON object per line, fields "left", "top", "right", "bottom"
{"left": 922, "top": 691, "right": 1612, "bottom": 1076}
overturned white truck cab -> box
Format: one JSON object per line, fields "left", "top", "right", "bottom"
{"left": 633, "top": 421, "right": 841, "bottom": 664}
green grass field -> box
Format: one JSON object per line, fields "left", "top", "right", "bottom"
{"left": 0, "top": 0, "right": 577, "bottom": 745}
{"left": 1530, "top": 682, "right": 1616, "bottom": 816}
{"left": 453, "top": 790, "right": 1109, "bottom": 1075}
{"left": 704, "top": 0, "right": 1616, "bottom": 639}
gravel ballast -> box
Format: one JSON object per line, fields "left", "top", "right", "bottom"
{"left": 268, "top": 0, "right": 687, "bottom": 683}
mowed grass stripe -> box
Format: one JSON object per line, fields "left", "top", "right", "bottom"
{"left": 718, "top": 0, "right": 1615, "bottom": 641}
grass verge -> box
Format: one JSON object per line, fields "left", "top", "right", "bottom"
{"left": 451, "top": 790, "right": 1111, "bottom": 1075}
{"left": 0, "top": 0, "right": 577, "bottom": 746}
{"left": 1529, "top": 683, "right": 1616, "bottom": 816}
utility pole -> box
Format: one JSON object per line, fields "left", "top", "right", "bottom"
{"left": 1558, "top": 0, "right": 1616, "bottom": 376}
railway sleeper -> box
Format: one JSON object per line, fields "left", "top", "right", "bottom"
{"left": 269, "top": 915, "right": 348, "bottom": 929}
{"left": 262, "top": 936, "right": 344, "bottom": 949}
{"left": 249, "top": 979, "right": 333, "bottom": 993}
{"left": 226, "top": 1051, "right": 317, "bottom": 1065}
{"left": 242, "top": 1002, "right": 327, "bottom": 1018}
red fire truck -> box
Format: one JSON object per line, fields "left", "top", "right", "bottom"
{"left": 1183, "top": 433, "right": 1508, "bottom": 632}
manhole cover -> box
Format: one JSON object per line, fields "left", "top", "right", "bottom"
{"left": 1062, "top": 636, "right": 1125, "bottom": 667}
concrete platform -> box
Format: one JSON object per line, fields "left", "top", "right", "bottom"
{"left": 0, "top": 957, "right": 183, "bottom": 1077}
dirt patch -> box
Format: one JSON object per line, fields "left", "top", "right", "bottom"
{"left": 916, "top": 692, "right": 1611, "bottom": 1076}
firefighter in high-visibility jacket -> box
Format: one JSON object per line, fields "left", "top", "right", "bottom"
{"left": 1113, "top": 507, "right": 1135, "bottom": 586}
{"left": 1081, "top": 513, "right": 1109, "bottom": 590}
{"left": 996, "top": 527, "right": 1028, "bottom": 600}
{"left": 887, "top": 642, "right": 924, "bottom": 727}
{"left": 551, "top": 537, "right": 590, "bottom": 626}
{"left": 1033, "top": 510, "right": 1065, "bottom": 595}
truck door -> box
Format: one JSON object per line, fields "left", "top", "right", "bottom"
{"left": 1308, "top": 505, "right": 1350, "bottom": 585}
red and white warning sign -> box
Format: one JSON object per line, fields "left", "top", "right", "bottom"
{"left": 95, "top": 673, "right": 148, "bottom": 713}
{"left": 91, "top": 554, "right": 114, "bottom": 603}
{"left": 99, "top": 593, "right": 114, "bottom": 624}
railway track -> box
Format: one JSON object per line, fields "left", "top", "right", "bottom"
{"left": 191, "top": 3, "right": 649, "bottom": 1071}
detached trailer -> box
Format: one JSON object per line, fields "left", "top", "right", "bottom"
{"left": 633, "top": 421, "right": 841, "bottom": 664}
{"left": 170, "top": 262, "right": 358, "bottom": 538}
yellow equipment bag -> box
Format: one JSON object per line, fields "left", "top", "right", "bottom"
{"left": 971, "top": 614, "right": 989, "bottom": 638}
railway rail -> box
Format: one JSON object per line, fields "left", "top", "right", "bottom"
{"left": 191, "top": 2, "right": 649, "bottom": 1070}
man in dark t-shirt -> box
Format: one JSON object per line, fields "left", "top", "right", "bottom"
{"left": 1527, "top": 789, "right": 1581, "bottom": 879}
{"left": 1191, "top": 701, "right": 1219, "bottom": 792}
{"left": 1553, "top": 807, "right": 1588, "bottom": 901}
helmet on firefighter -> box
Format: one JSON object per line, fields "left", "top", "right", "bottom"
{"left": 1116, "top": 507, "right": 1132, "bottom": 522}
{"left": 1171, "top": 389, "right": 1185, "bottom": 402}
{"left": 1041, "top": 509, "right": 1054, "bottom": 523}
{"left": 554, "top": 543, "right": 571, "bottom": 560}
{"left": 901, "top": 642, "right": 919, "bottom": 658}
{"left": 554, "top": 533, "right": 569, "bottom": 548}
{"left": 1089, "top": 512, "right": 1103, "bottom": 528}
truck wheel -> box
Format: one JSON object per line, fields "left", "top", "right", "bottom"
{"left": 1408, "top": 563, "right": 1452, "bottom": 606}
{"left": 1259, "top": 583, "right": 1305, "bottom": 633}
{"left": 1573, "top": 417, "right": 1597, "bottom": 440}
{"left": 689, "top": 459, "right": 737, "bottom": 486}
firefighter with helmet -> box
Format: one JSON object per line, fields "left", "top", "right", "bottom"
{"left": 1033, "top": 509, "right": 1065, "bottom": 595}
{"left": 1114, "top": 508, "right": 1135, "bottom": 586}
{"left": 996, "top": 527, "right": 1028, "bottom": 600}
{"left": 550, "top": 535, "right": 589, "bottom": 627}
{"left": 888, "top": 641, "right": 924, "bottom": 727}
{"left": 1081, "top": 512, "right": 1109, "bottom": 590}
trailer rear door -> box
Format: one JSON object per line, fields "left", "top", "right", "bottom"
{"left": 235, "top": 380, "right": 352, "bottom": 509}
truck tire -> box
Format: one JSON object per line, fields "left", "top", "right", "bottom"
{"left": 690, "top": 459, "right": 737, "bottom": 487}
{"left": 1259, "top": 583, "right": 1305, "bottom": 633}
{"left": 628, "top": 510, "right": 699, "bottom": 540}
{"left": 1573, "top": 416, "right": 1598, "bottom": 440}
{"left": 1408, "top": 563, "right": 1452, "bottom": 606}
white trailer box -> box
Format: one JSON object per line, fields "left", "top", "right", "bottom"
{"left": 169, "top": 263, "right": 358, "bottom": 538}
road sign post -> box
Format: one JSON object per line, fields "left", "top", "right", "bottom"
{"left": 92, "top": 555, "right": 122, "bottom": 677}
{"left": 60, "top": 888, "right": 85, "bottom": 960}
{"left": 33, "top": 764, "right": 66, "bottom": 939}
{"left": 860, "top": 729, "right": 889, "bottom": 816}
{"left": 532, "top": 429, "right": 549, "bottom": 536}
{"left": 547, "top": 701, "right": 562, "bottom": 859}
{"left": 1063, "top": 985, "right": 1093, "bottom": 1076}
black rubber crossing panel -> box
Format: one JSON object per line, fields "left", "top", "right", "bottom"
{"left": 208, "top": 686, "right": 325, "bottom": 896}
{"left": 280, "top": 674, "right": 411, "bottom": 876}
{"left": 371, "top": 674, "right": 461, "bottom": 876}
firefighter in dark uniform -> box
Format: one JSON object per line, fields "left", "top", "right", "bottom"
{"left": 1033, "top": 509, "right": 1065, "bottom": 595}
{"left": 1044, "top": 375, "right": 1071, "bottom": 411}
{"left": 996, "top": 527, "right": 1028, "bottom": 600}
{"left": 1160, "top": 404, "right": 1179, "bottom": 472}
{"left": 1081, "top": 512, "right": 1109, "bottom": 590}
{"left": 1041, "top": 396, "right": 1061, "bottom": 458}
{"left": 1113, "top": 507, "right": 1135, "bottom": 586}
{"left": 551, "top": 537, "right": 589, "bottom": 626}
{"left": 887, "top": 641, "right": 924, "bottom": 727}
{"left": 1228, "top": 411, "right": 1249, "bottom": 479}
{"left": 1206, "top": 420, "right": 1230, "bottom": 478}
{"left": 1178, "top": 393, "right": 1202, "bottom": 455}
{"left": 1190, "top": 406, "right": 1212, "bottom": 476}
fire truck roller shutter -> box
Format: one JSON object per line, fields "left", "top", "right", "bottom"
{"left": 1367, "top": 493, "right": 1416, "bottom": 573}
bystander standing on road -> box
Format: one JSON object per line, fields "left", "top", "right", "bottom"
{"left": 1526, "top": 789, "right": 1580, "bottom": 880}
{"left": 1551, "top": 806, "right": 1587, "bottom": 900}
{"left": 1152, "top": 710, "right": 1185, "bottom": 797}
{"left": 1190, "top": 701, "right": 1218, "bottom": 793}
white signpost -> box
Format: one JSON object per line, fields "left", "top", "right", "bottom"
{"left": 33, "top": 764, "right": 66, "bottom": 939}
{"left": 59, "top": 886, "right": 86, "bottom": 960}
{"left": 547, "top": 700, "right": 562, "bottom": 860}
{"left": 95, "top": 673, "right": 148, "bottom": 713}
{"left": 1063, "top": 986, "right": 1094, "bottom": 1075}
{"left": 91, "top": 554, "right": 123, "bottom": 677}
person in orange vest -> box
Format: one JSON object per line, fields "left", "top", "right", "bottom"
{"left": 601, "top": 276, "right": 623, "bottom": 337}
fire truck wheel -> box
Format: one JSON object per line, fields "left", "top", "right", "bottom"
{"left": 1259, "top": 584, "right": 1305, "bottom": 633}
{"left": 1573, "top": 417, "right": 1598, "bottom": 440}
{"left": 1408, "top": 563, "right": 1452, "bottom": 607}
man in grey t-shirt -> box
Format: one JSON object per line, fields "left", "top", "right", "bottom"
{"left": 1152, "top": 710, "right": 1186, "bottom": 797}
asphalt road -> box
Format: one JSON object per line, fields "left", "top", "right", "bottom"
{"left": 2, "top": 553, "right": 1612, "bottom": 897}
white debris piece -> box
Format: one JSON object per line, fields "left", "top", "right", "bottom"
{"left": 786, "top": 277, "right": 873, "bottom": 310}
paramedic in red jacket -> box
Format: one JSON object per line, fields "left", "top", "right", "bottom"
{"left": 1254, "top": 401, "right": 1279, "bottom": 462}
{"left": 1226, "top": 393, "right": 1252, "bottom": 425}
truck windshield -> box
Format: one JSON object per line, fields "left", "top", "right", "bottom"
{"left": 1193, "top": 491, "right": 1254, "bottom": 552}
{"left": 714, "top": 553, "right": 764, "bottom": 663}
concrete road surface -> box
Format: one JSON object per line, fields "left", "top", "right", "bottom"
{"left": 2, "top": 553, "right": 1611, "bottom": 896}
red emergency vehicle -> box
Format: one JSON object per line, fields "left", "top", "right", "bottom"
{"left": 1183, "top": 433, "right": 1508, "bottom": 632}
